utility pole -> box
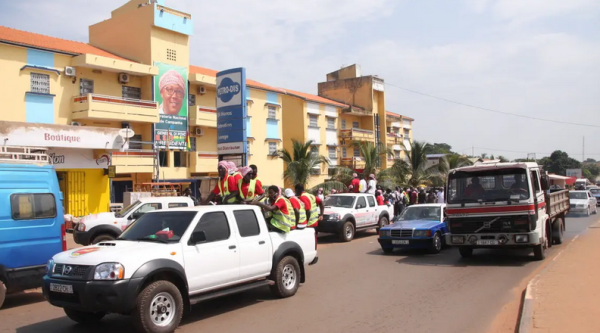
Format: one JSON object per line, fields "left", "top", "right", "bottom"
{"left": 472, "top": 146, "right": 474, "bottom": 157}
{"left": 583, "top": 136, "right": 585, "bottom": 162}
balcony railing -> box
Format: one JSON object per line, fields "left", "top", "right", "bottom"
{"left": 189, "top": 106, "right": 217, "bottom": 127}
{"left": 342, "top": 107, "right": 372, "bottom": 117}
{"left": 340, "top": 128, "right": 374, "bottom": 141}
{"left": 340, "top": 157, "right": 366, "bottom": 169}
{"left": 190, "top": 151, "right": 218, "bottom": 174}
{"left": 72, "top": 94, "right": 159, "bottom": 123}
{"left": 110, "top": 150, "right": 155, "bottom": 174}
{"left": 386, "top": 132, "right": 403, "bottom": 145}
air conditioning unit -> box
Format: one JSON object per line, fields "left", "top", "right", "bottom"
{"left": 64, "top": 66, "right": 76, "bottom": 77}
{"left": 71, "top": 121, "right": 81, "bottom": 126}
{"left": 197, "top": 86, "right": 206, "bottom": 95}
{"left": 118, "top": 73, "right": 130, "bottom": 84}
{"left": 195, "top": 127, "right": 204, "bottom": 136}
{"left": 188, "top": 94, "right": 196, "bottom": 106}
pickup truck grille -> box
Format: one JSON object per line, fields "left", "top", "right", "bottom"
{"left": 570, "top": 204, "right": 576, "bottom": 209}
{"left": 53, "top": 264, "right": 91, "bottom": 278}
{"left": 391, "top": 229, "right": 413, "bottom": 238}
{"left": 449, "top": 215, "right": 530, "bottom": 234}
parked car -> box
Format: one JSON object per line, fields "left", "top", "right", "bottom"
{"left": 0, "top": 149, "right": 66, "bottom": 308}
{"left": 43, "top": 205, "right": 318, "bottom": 333}
{"left": 569, "top": 191, "right": 597, "bottom": 215}
{"left": 319, "top": 193, "right": 394, "bottom": 242}
{"left": 73, "top": 196, "right": 195, "bottom": 245}
{"left": 590, "top": 188, "right": 600, "bottom": 206}
{"left": 378, "top": 204, "right": 448, "bottom": 254}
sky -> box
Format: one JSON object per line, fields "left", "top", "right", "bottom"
{"left": 2, "top": 0, "right": 599, "bottom": 161}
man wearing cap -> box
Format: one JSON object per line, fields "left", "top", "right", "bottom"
{"left": 350, "top": 173, "right": 360, "bottom": 193}
{"left": 237, "top": 166, "right": 264, "bottom": 202}
{"left": 203, "top": 161, "right": 239, "bottom": 204}
{"left": 158, "top": 69, "right": 186, "bottom": 116}
{"left": 295, "top": 184, "right": 324, "bottom": 228}
{"left": 284, "top": 188, "right": 307, "bottom": 229}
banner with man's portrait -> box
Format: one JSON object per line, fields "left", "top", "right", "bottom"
{"left": 153, "top": 62, "right": 188, "bottom": 149}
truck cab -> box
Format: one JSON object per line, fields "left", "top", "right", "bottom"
{"left": 445, "top": 162, "right": 569, "bottom": 260}
{"left": 0, "top": 146, "right": 66, "bottom": 308}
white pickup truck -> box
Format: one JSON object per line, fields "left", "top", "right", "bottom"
{"left": 318, "top": 193, "right": 394, "bottom": 242}
{"left": 43, "top": 205, "right": 318, "bottom": 333}
{"left": 73, "top": 197, "right": 195, "bottom": 245}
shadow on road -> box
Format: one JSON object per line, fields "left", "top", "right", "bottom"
{"left": 16, "top": 287, "right": 275, "bottom": 333}
{"left": 2, "top": 290, "right": 46, "bottom": 309}
{"left": 366, "top": 247, "right": 534, "bottom": 267}
{"left": 317, "top": 230, "right": 377, "bottom": 244}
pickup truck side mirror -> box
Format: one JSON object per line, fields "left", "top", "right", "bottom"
{"left": 188, "top": 231, "right": 207, "bottom": 245}
{"left": 540, "top": 175, "right": 549, "bottom": 191}
{"left": 128, "top": 213, "right": 138, "bottom": 220}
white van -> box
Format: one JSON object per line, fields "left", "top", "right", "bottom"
{"left": 73, "top": 196, "right": 195, "bottom": 245}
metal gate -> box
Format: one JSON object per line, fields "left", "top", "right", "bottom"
{"left": 66, "top": 171, "right": 86, "bottom": 217}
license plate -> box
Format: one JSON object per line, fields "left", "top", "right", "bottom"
{"left": 476, "top": 240, "right": 499, "bottom": 245}
{"left": 392, "top": 240, "right": 409, "bottom": 245}
{"left": 50, "top": 283, "right": 73, "bottom": 294}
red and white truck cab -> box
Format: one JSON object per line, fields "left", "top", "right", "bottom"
{"left": 445, "top": 162, "right": 570, "bottom": 261}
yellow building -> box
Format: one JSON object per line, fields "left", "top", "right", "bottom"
{"left": 385, "top": 111, "right": 414, "bottom": 163}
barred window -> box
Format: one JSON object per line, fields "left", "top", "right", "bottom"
{"left": 122, "top": 86, "right": 141, "bottom": 100}
{"left": 31, "top": 73, "right": 50, "bottom": 94}
{"left": 327, "top": 117, "right": 335, "bottom": 129}
{"left": 309, "top": 115, "right": 318, "bottom": 127}
{"left": 268, "top": 106, "right": 277, "bottom": 119}
{"left": 328, "top": 147, "right": 336, "bottom": 159}
{"left": 268, "top": 142, "right": 277, "bottom": 155}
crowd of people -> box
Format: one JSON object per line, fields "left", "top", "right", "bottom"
{"left": 185, "top": 161, "right": 325, "bottom": 235}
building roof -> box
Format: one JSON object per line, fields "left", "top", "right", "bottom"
{"left": 0, "top": 26, "right": 129, "bottom": 61}
{"left": 386, "top": 111, "right": 414, "bottom": 121}
{"left": 284, "top": 89, "right": 347, "bottom": 108}
{"left": 189, "top": 65, "right": 285, "bottom": 94}
{"left": 189, "top": 65, "right": 217, "bottom": 77}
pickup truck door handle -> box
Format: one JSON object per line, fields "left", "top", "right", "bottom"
{"left": 259, "top": 241, "right": 265, "bottom": 245}
{"left": 228, "top": 245, "right": 236, "bottom": 250}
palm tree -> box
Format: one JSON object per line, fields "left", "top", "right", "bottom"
{"left": 396, "top": 140, "right": 439, "bottom": 187}
{"left": 436, "top": 153, "right": 473, "bottom": 184}
{"left": 349, "top": 141, "right": 393, "bottom": 176}
{"left": 278, "top": 139, "right": 329, "bottom": 186}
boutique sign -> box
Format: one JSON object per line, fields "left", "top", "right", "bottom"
{"left": 216, "top": 68, "right": 247, "bottom": 156}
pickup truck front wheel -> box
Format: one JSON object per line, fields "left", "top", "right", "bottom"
{"left": 270, "top": 256, "right": 300, "bottom": 298}
{"left": 64, "top": 308, "right": 105, "bottom": 324}
{"left": 376, "top": 216, "right": 389, "bottom": 233}
{"left": 132, "top": 280, "right": 184, "bottom": 333}
{"left": 0, "top": 279, "right": 6, "bottom": 309}
{"left": 92, "top": 234, "right": 116, "bottom": 244}
{"left": 339, "top": 221, "right": 355, "bottom": 242}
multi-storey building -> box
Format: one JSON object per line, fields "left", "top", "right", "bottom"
{"left": 385, "top": 111, "right": 414, "bottom": 163}
{"left": 0, "top": 0, "right": 414, "bottom": 215}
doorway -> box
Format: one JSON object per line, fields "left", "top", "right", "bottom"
{"left": 57, "top": 171, "right": 87, "bottom": 216}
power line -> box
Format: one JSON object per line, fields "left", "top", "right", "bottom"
{"left": 385, "top": 82, "right": 600, "bottom": 128}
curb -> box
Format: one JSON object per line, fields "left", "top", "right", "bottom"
{"left": 518, "top": 279, "right": 535, "bottom": 333}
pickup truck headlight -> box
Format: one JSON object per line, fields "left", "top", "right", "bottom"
{"left": 413, "top": 230, "right": 432, "bottom": 237}
{"left": 46, "top": 259, "right": 54, "bottom": 275}
{"left": 77, "top": 223, "right": 86, "bottom": 232}
{"left": 328, "top": 213, "right": 340, "bottom": 220}
{"left": 94, "top": 263, "right": 124, "bottom": 280}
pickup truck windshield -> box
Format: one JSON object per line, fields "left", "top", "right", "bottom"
{"left": 324, "top": 196, "right": 356, "bottom": 208}
{"left": 119, "top": 211, "right": 197, "bottom": 243}
{"left": 397, "top": 206, "right": 441, "bottom": 221}
{"left": 448, "top": 168, "right": 530, "bottom": 204}
{"left": 116, "top": 200, "right": 140, "bottom": 218}
{"left": 590, "top": 189, "right": 600, "bottom": 194}
{"left": 569, "top": 192, "right": 588, "bottom": 200}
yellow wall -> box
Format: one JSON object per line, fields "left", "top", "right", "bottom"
{"left": 247, "top": 88, "right": 284, "bottom": 186}
{"left": 89, "top": 4, "right": 154, "bottom": 64}
{"left": 150, "top": 26, "right": 190, "bottom": 69}
{"left": 0, "top": 44, "right": 28, "bottom": 122}
{"left": 57, "top": 169, "right": 110, "bottom": 216}
{"left": 191, "top": 84, "right": 217, "bottom": 108}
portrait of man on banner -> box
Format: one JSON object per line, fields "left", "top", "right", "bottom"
{"left": 158, "top": 69, "right": 186, "bottom": 116}
{"left": 153, "top": 62, "right": 189, "bottom": 149}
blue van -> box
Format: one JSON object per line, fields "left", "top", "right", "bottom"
{"left": 0, "top": 160, "right": 65, "bottom": 308}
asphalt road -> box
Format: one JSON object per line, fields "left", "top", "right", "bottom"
{"left": 1, "top": 213, "right": 597, "bottom": 333}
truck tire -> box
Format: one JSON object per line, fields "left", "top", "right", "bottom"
{"left": 429, "top": 232, "right": 443, "bottom": 254}
{"left": 64, "top": 308, "right": 106, "bottom": 324}
{"left": 533, "top": 243, "right": 545, "bottom": 261}
{"left": 132, "top": 280, "right": 184, "bottom": 333}
{"left": 270, "top": 256, "right": 301, "bottom": 298}
{"left": 92, "top": 234, "right": 116, "bottom": 244}
{"left": 0, "top": 280, "right": 6, "bottom": 309}
{"left": 376, "top": 215, "right": 389, "bottom": 233}
{"left": 339, "top": 221, "right": 354, "bottom": 242}
{"left": 459, "top": 247, "right": 473, "bottom": 258}
{"left": 552, "top": 218, "right": 564, "bottom": 245}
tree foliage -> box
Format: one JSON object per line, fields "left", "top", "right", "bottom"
{"left": 538, "top": 150, "right": 581, "bottom": 176}
{"left": 349, "top": 141, "right": 393, "bottom": 177}
{"left": 278, "top": 139, "right": 329, "bottom": 186}
{"left": 429, "top": 143, "right": 453, "bottom": 154}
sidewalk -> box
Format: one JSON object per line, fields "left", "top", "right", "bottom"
{"left": 530, "top": 223, "right": 600, "bottom": 333}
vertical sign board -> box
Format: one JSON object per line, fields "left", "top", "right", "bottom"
{"left": 153, "top": 62, "right": 189, "bottom": 149}
{"left": 216, "top": 68, "right": 247, "bottom": 164}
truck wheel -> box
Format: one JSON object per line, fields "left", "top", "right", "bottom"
{"left": 459, "top": 247, "right": 473, "bottom": 258}
{"left": 64, "top": 308, "right": 106, "bottom": 324}
{"left": 270, "top": 256, "right": 301, "bottom": 298}
{"left": 552, "top": 218, "right": 564, "bottom": 245}
{"left": 0, "top": 280, "right": 6, "bottom": 309}
{"left": 429, "top": 232, "right": 443, "bottom": 254}
{"left": 132, "top": 280, "right": 184, "bottom": 333}
{"left": 586, "top": 206, "right": 591, "bottom": 217}
{"left": 533, "top": 243, "right": 545, "bottom": 261}
{"left": 339, "top": 221, "right": 354, "bottom": 242}
{"left": 376, "top": 216, "right": 389, "bottom": 233}
{"left": 92, "top": 234, "right": 115, "bottom": 244}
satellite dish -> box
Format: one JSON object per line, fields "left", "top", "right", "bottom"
{"left": 118, "top": 128, "right": 135, "bottom": 138}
